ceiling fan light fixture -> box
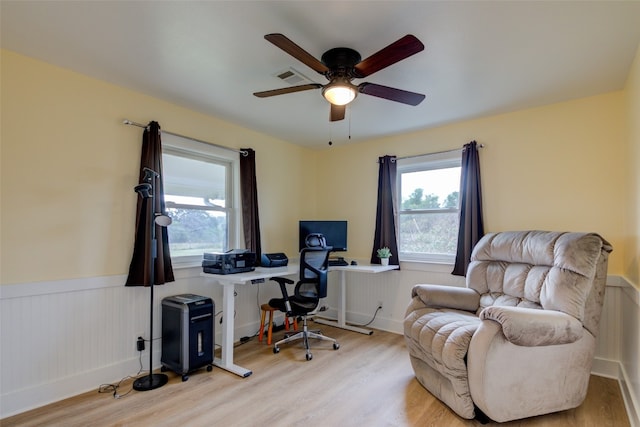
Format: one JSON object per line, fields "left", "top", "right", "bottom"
{"left": 322, "top": 80, "right": 357, "bottom": 106}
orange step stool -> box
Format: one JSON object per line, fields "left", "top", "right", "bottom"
{"left": 259, "top": 303, "right": 298, "bottom": 345}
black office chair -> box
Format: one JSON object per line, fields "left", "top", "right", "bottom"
{"left": 268, "top": 234, "right": 340, "bottom": 361}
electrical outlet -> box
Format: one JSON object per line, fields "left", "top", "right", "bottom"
{"left": 377, "top": 301, "right": 384, "bottom": 310}
{"left": 136, "top": 336, "right": 145, "bottom": 352}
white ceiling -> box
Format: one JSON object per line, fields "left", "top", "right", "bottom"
{"left": 2, "top": 1, "right": 640, "bottom": 148}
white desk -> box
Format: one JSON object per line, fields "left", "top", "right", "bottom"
{"left": 201, "top": 263, "right": 398, "bottom": 377}
{"left": 201, "top": 265, "right": 298, "bottom": 377}
{"left": 314, "top": 264, "right": 399, "bottom": 335}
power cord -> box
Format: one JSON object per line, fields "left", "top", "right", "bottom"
{"left": 350, "top": 305, "right": 382, "bottom": 328}
{"left": 98, "top": 345, "right": 144, "bottom": 399}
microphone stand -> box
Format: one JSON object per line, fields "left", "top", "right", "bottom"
{"left": 133, "top": 168, "right": 169, "bottom": 391}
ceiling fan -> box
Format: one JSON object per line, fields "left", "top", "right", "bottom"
{"left": 253, "top": 33, "right": 426, "bottom": 122}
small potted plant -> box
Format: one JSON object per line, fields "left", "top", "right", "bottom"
{"left": 377, "top": 247, "right": 392, "bottom": 266}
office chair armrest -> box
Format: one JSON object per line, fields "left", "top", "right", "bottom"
{"left": 270, "top": 277, "right": 295, "bottom": 315}
{"left": 270, "top": 277, "right": 294, "bottom": 287}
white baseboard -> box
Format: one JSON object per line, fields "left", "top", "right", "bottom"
{"left": 591, "top": 356, "right": 639, "bottom": 427}
{"left": 0, "top": 354, "right": 149, "bottom": 419}
{"left": 619, "top": 361, "right": 640, "bottom": 427}
{"left": 592, "top": 356, "right": 622, "bottom": 379}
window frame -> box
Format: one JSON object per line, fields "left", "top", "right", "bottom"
{"left": 161, "top": 134, "right": 241, "bottom": 267}
{"left": 396, "top": 150, "right": 462, "bottom": 264}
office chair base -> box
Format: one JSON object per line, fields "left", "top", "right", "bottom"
{"left": 273, "top": 329, "right": 339, "bottom": 361}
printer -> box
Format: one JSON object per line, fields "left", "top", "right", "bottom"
{"left": 202, "top": 249, "right": 256, "bottom": 274}
{"left": 261, "top": 252, "right": 288, "bottom": 268}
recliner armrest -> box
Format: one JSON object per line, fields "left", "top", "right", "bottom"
{"left": 480, "top": 306, "right": 584, "bottom": 346}
{"left": 411, "top": 284, "right": 480, "bottom": 312}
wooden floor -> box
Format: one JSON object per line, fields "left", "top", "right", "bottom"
{"left": 2, "top": 325, "right": 629, "bottom": 427}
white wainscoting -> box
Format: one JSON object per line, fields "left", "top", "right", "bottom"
{"left": 1, "top": 266, "right": 638, "bottom": 424}
{"left": 0, "top": 267, "right": 285, "bottom": 419}
{"left": 620, "top": 278, "right": 640, "bottom": 427}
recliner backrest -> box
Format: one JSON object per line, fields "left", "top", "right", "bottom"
{"left": 466, "top": 231, "right": 612, "bottom": 334}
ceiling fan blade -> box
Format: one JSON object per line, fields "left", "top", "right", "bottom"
{"left": 253, "top": 83, "right": 322, "bottom": 98}
{"left": 359, "top": 83, "right": 425, "bottom": 106}
{"left": 330, "top": 104, "right": 346, "bottom": 122}
{"left": 353, "top": 35, "right": 424, "bottom": 78}
{"left": 264, "top": 34, "right": 329, "bottom": 74}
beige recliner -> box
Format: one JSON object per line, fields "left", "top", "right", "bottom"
{"left": 403, "top": 231, "right": 612, "bottom": 422}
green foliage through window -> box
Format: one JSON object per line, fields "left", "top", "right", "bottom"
{"left": 402, "top": 189, "right": 459, "bottom": 210}
{"left": 397, "top": 153, "right": 462, "bottom": 261}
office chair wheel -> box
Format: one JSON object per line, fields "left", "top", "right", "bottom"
{"left": 333, "top": 343, "right": 340, "bottom": 350}
{"left": 273, "top": 346, "right": 280, "bottom": 354}
{"left": 206, "top": 365, "right": 213, "bottom": 372}
{"left": 306, "top": 353, "right": 313, "bottom": 361}
{"left": 181, "top": 374, "right": 189, "bottom": 382}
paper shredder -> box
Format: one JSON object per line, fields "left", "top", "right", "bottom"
{"left": 161, "top": 294, "right": 214, "bottom": 381}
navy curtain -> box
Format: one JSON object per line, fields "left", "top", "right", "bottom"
{"left": 370, "top": 155, "right": 400, "bottom": 268}
{"left": 240, "top": 148, "right": 262, "bottom": 266}
{"left": 452, "top": 141, "right": 484, "bottom": 276}
{"left": 125, "top": 121, "right": 174, "bottom": 286}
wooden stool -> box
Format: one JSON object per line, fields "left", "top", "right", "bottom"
{"left": 259, "top": 303, "right": 297, "bottom": 345}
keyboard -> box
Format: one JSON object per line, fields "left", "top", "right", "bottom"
{"left": 328, "top": 258, "right": 349, "bottom": 267}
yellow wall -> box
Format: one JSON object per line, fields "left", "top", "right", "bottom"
{"left": 0, "top": 50, "right": 313, "bottom": 284}
{"left": 1, "top": 47, "right": 634, "bottom": 284}
{"left": 625, "top": 43, "right": 640, "bottom": 289}
{"left": 316, "top": 93, "right": 627, "bottom": 274}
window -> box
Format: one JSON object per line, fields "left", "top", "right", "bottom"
{"left": 161, "top": 134, "right": 240, "bottom": 264}
{"left": 397, "top": 150, "right": 462, "bottom": 263}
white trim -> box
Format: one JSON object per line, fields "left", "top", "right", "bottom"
{"left": 610, "top": 273, "right": 640, "bottom": 427}
{"left": 0, "top": 355, "right": 146, "bottom": 419}
{"left": 0, "top": 275, "right": 125, "bottom": 299}
{"left": 592, "top": 357, "right": 623, "bottom": 379}
{"left": 1, "top": 272, "right": 628, "bottom": 309}
{"left": 396, "top": 150, "right": 462, "bottom": 264}
{"left": 161, "top": 132, "right": 243, "bottom": 260}
{"left": 0, "top": 266, "right": 203, "bottom": 300}
{"left": 620, "top": 359, "right": 640, "bottom": 427}
{"left": 591, "top": 355, "right": 639, "bottom": 427}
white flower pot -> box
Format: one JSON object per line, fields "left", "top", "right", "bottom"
{"left": 380, "top": 257, "right": 389, "bottom": 266}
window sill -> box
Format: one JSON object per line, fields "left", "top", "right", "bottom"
{"left": 170, "top": 260, "right": 203, "bottom": 280}
{"left": 399, "top": 260, "right": 455, "bottom": 274}
{"left": 172, "top": 260, "right": 202, "bottom": 270}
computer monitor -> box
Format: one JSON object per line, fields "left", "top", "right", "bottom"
{"left": 299, "top": 220, "right": 348, "bottom": 252}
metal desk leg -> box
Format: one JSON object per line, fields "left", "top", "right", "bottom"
{"left": 212, "top": 281, "right": 252, "bottom": 377}
{"left": 314, "top": 270, "right": 373, "bottom": 335}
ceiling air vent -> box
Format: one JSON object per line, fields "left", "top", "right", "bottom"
{"left": 274, "top": 67, "right": 315, "bottom": 86}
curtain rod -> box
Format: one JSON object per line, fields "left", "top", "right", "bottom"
{"left": 395, "top": 143, "right": 485, "bottom": 161}
{"left": 122, "top": 119, "right": 248, "bottom": 156}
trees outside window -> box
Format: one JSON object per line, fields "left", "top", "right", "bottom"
{"left": 397, "top": 151, "right": 461, "bottom": 263}
{"left": 161, "top": 134, "right": 240, "bottom": 263}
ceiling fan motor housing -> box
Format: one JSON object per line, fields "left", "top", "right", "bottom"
{"left": 321, "top": 47, "right": 361, "bottom": 79}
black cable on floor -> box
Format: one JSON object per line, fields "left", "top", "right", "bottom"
{"left": 97, "top": 348, "right": 144, "bottom": 399}
{"left": 350, "top": 305, "right": 382, "bottom": 327}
